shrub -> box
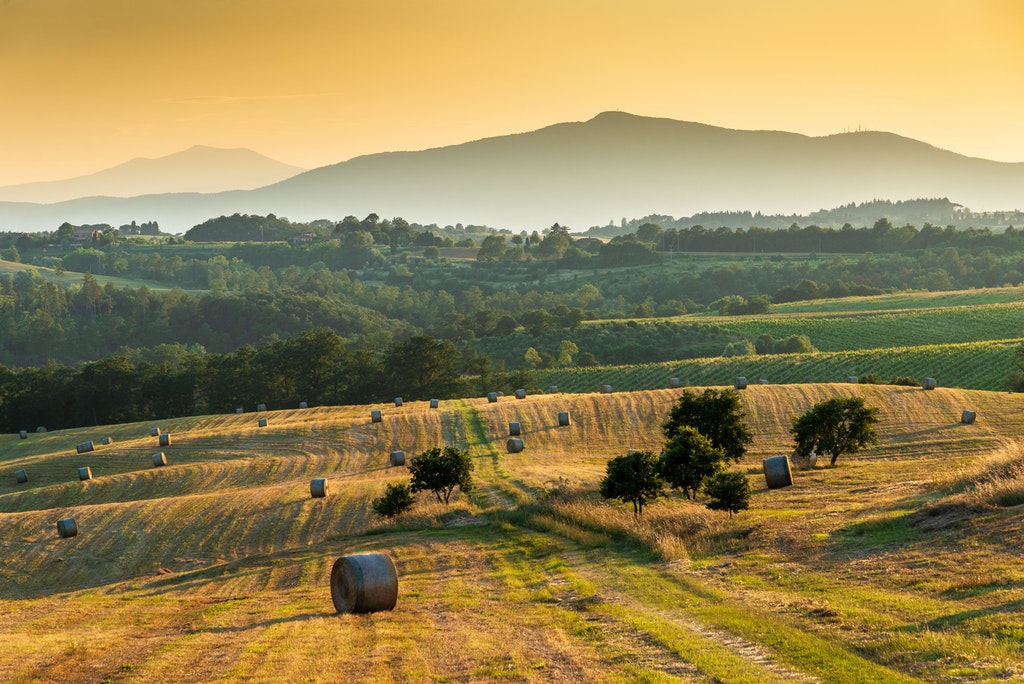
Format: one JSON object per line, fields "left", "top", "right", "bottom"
{"left": 372, "top": 483, "right": 415, "bottom": 518}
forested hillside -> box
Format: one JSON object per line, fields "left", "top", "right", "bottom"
{"left": 3, "top": 211, "right": 1024, "bottom": 432}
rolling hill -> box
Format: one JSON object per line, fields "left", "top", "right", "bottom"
{"left": 2, "top": 385, "right": 1023, "bottom": 681}
{"left": 2, "top": 112, "right": 1023, "bottom": 232}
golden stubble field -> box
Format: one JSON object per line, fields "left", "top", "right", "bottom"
{"left": 1, "top": 385, "right": 1023, "bottom": 683}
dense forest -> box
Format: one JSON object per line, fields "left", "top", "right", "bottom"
{"left": 4, "top": 208, "right": 1024, "bottom": 430}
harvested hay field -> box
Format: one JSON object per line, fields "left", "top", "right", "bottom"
{"left": 2, "top": 386, "right": 1023, "bottom": 682}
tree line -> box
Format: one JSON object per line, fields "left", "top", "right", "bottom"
{"left": 0, "top": 329, "right": 533, "bottom": 433}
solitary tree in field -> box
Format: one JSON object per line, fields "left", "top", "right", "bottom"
{"left": 408, "top": 446, "right": 474, "bottom": 504}
{"left": 663, "top": 389, "right": 753, "bottom": 462}
{"left": 599, "top": 450, "right": 664, "bottom": 516}
{"left": 790, "top": 396, "right": 880, "bottom": 466}
{"left": 703, "top": 471, "right": 751, "bottom": 517}
{"left": 658, "top": 426, "right": 727, "bottom": 500}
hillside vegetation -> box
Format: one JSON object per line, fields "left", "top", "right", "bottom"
{"left": 3, "top": 384, "right": 1023, "bottom": 682}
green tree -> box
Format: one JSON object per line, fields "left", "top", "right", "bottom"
{"left": 372, "top": 482, "right": 415, "bottom": 518}
{"left": 704, "top": 471, "right": 751, "bottom": 517}
{"left": 658, "top": 426, "right": 727, "bottom": 499}
{"left": 523, "top": 347, "right": 542, "bottom": 369}
{"left": 383, "top": 335, "right": 461, "bottom": 400}
{"left": 408, "top": 446, "right": 474, "bottom": 504}
{"left": 790, "top": 396, "right": 880, "bottom": 466}
{"left": 477, "top": 235, "right": 506, "bottom": 261}
{"left": 557, "top": 339, "right": 578, "bottom": 366}
{"left": 663, "top": 389, "right": 753, "bottom": 462}
{"left": 599, "top": 450, "right": 664, "bottom": 516}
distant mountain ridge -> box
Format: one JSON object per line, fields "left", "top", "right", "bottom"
{"left": 1, "top": 112, "right": 1022, "bottom": 232}
{"left": 0, "top": 146, "right": 304, "bottom": 204}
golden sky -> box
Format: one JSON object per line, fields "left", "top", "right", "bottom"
{"left": 1, "top": 0, "right": 1022, "bottom": 187}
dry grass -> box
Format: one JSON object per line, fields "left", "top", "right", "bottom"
{"left": 3, "top": 385, "right": 1024, "bottom": 682}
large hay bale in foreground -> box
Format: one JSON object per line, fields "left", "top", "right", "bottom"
{"left": 515, "top": 388, "right": 526, "bottom": 400}
{"left": 330, "top": 553, "right": 398, "bottom": 614}
{"left": 762, "top": 456, "right": 793, "bottom": 489}
{"left": 159, "top": 433, "right": 171, "bottom": 447}
{"left": 15, "top": 469, "right": 27, "bottom": 484}
{"left": 923, "top": 378, "right": 937, "bottom": 390}
{"left": 57, "top": 518, "right": 78, "bottom": 539}
{"left": 558, "top": 411, "right": 570, "bottom": 427}
{"left": 962, "top": 410, "right": 977, "bottom": 425}
{"left": 506, "top": 438, "right": 524, "bottom": 453}
{"left": 371, "top": 409, "right": 382, "bottom": 423}
{"left": 310, "top": 477, "right": 329, "bottom": 498}
{"left": 509, "top": 421, "right": 522, "bottom": 436}
{"left": 389, "top": 451, "right": 406, "bottom": 467}
{"left": 734, "top": 377, "right": 747, "bottom": 390}
{"left": 76, "top": 441, "right": 94, "bottom": 454}
{"left": 19, "top": 430, "right": 27, "bottom": 439}
{"left": 429, "top": 399, "right": 439, "bottom": 409}
{"left": 152, "top": 452, "right": 167, "bottom": 467}
{"left": 78, "top": 466, "right": 92, "bottom": 481}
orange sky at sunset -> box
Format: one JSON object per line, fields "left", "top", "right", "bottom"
{"left": 1, "top": 0, "right": 1022, "bottom": 187}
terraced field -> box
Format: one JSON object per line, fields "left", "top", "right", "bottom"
{"left": 2, "top": 386, "right": 1024, "bottom": 682}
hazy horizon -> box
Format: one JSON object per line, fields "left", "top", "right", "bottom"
{"left": 2, "top": 0, "right": 1022, "bottom": 187}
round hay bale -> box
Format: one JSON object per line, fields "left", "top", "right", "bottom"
{"left": 150, "top": 427, "right": 161, "bottom": 437}
{"left": 847, "top": 376, "right": 858, "bottom": 384}
{"left": 487, "top": 392, "right": 498, "bottom": 403}
{"left": 429, "top": 398, "right": 439, "bottom": 409}
{"left": 152, "top": 452, "right": 167, "bottom": 467}
{"left": 600, "top": 384, "right": 613, "bottom": 394}
{"left": 15, "top": 468, "right": 28, "bottom": 484}
{"left": 310, "top": 477, "right": 329, "bottom": 498}
{"left": 257, "top": 403, "right": 267, "bottom": 412}
{"left": 758, "top": 378, "right": 768, "bottom": 385}
{"left": 236, "top": 407, "right": 244, "bottom": 414}
{"left": 923, "top": 378, "right": 937, "bottom": 390}
{"left": 78, "top": 466, "right": 92, "bottom": 481}
{"left": 762, "top": 456, "right": 793, "bottom": 489}
{"left": 734, "top": 377, "right": 747, "bottom": 390}
{"left": 509, "top": 421, "right": 522, "bottom": 436}
{"left": 547, "top": 385, "right": 558, "bottom": 393}
{"left": 330, "top": 552, "right": 398, "bottom": 614}
{"left": 496, "top": 391, "right": 505, "bottom": 397}
{"left": 36, "top": 426, "right": 46, "bottom": 433}
{"left": 506, "top": 438, "right": 524, "bottom": 453}
{"left": 57, "top": 518, "right": 78, "bottom": 539}
{"left": 558, "top": 411, "right": 570, "bottom": 427}
{"left": 101, "top": 436, "right": 113, "bottom": 445}
{"left": 76, "top": 441, "right": 94, "bottom": 454}
{"left": 258, "top": 417, "right": 268, "bottom": 428}
{"left": 299, "top": 401, "right": 308, "bottom": 409}
{"left": 961, "top": 410, "right": 977, "bottom": 425}
{"left": 389, "top": 450, "right": 406, "bottom": 467}
{"left": 159, "top": 433, "right": 171, "bottom": 447}
{"left": 668, "top": 377, "right": 681, "bottom": 388}
{"left": 515, "top": 388, "right": 526, "bottom": 400}
{"left": 393, "top": 397, "right": 403, "bottom": 407}
{"left": 371, "top": 409, "right": 382, "bottom": 423}
{"left": 19, "top": 430, "right": 27, "bottom": 439}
